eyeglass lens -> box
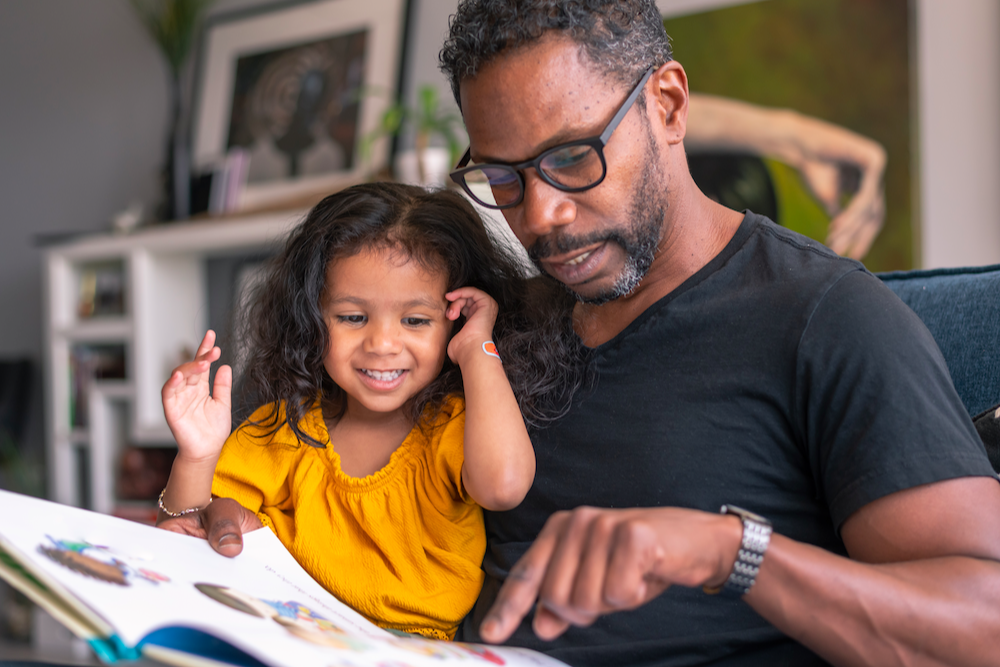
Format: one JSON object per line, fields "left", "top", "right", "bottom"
{"left": 462, "top": 143, "right": 604, "bottom": 207}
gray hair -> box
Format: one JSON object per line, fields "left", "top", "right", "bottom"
{"left": 439, "top": 0, "right": 673, "bottom": 108}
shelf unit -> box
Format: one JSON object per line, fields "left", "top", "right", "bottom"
{"left": 42, "top": 210, "right": 305, "bottom": 514}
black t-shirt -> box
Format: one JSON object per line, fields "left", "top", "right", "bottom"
{"left": 462, "top": 213, "right": 995, "bottom": 666}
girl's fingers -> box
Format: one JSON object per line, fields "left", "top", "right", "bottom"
{"left": 447, "top": 297, "right": 474, "bottom": 320}
{"left": 194, "top": 330, "right": 217, "bottom": 358}
{"left": 194, "top": 345, "right": 222, "bottom": 364}
{"left": 213, "top": 365, "right": 233, "bottom": 409}
{"left": 447, "top": 288, "right": 492, "bottom": 317}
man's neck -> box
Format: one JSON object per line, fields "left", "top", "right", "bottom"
{"left": 572, "top": 198, "right": 744, "bottom": 347}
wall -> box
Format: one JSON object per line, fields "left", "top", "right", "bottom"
{"left": 0, "top": 1, "right": 169, "bottom": 477}
{"left": 916, "top": 0, "right": 1000, "bottom": 269}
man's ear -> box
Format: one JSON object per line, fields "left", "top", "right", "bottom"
{"left": 647, "top": 61, "right": 689, "bottom": 145}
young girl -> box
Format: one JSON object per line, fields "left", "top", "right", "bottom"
{"left": 156, "top": 183, "right": 580, "bottom": 641}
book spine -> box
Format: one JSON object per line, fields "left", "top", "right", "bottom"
{"left": 88, "top": 633, "right": 143, "bottom": 663}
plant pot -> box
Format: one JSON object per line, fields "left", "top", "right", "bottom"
{"left": 393, "top": 147, "right": 451, "bottom": 188}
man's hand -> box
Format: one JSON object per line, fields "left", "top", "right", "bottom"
{"left": 480, "top": 506, "right": 743, "bottom": 643}
{"left": 157, "top": 497, "right": 263, "bottom": 558}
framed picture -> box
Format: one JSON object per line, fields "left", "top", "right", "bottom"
{"left": 658, "top": 0, "right": 915, "bottom": 271}
{"left": 192, "top": 0, "right": 410, "bottom": 212}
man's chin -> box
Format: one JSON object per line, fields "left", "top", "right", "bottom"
{"left": 543, "top": 258, "right": 645, "bottom": 305}
{"left": 557, "top": 277, "right": 624, "bottom": 306}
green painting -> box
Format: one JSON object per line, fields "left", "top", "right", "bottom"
{"left": 665, "top": 0, "right": 914, "bottom": 271}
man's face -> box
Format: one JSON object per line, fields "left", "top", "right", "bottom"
{"left": 459, "top": 37, "right": 670, "bottom": 304}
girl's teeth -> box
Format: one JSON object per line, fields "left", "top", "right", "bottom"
{"left": 565, "top": 251, "right": 593, "bottom": 266}
{"left": 364, "top": 369, "right": 402, "bottom": 381}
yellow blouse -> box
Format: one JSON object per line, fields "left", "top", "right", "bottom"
{"left": 212, "top": 395, "right": 484, "bottom": 640}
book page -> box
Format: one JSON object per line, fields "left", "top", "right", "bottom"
{"left": 0, "top": 490, "right": 566, "bottom": 667}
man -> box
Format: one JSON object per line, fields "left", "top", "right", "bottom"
{"left": 436, "top": 1, "right": 1000, "bottom": 665}
{"left": 176, "top": 2, "right": 999, "bottom": 665}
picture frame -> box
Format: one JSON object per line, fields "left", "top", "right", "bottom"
{"left": 192, "top": 0, "right": 410, "bottom": 212}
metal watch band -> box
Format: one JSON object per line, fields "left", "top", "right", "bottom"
{"left": 703, "top": 504, "right": 772, "bottom": 597}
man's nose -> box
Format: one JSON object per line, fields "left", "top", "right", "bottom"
{"left": 517, "top": 170, "right": 577, "bottom": 238}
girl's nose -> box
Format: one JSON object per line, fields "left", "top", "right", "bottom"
{"left": 365, "top": 321, "right": 402, "bottom": 355}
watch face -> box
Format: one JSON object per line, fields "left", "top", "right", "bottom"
{"left": 721, "top": 505, "right": 772, "bottom": 526}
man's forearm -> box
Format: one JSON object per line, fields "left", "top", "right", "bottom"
{"left": 749, "top": 535, "right": 1000, "bottom": 666}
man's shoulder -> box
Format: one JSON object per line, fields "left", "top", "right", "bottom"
{"left": 744, "top": 212, "right": 862, "bottom": 273}
{"left": 733, "top": 211, "right": 870, "bottom": 295}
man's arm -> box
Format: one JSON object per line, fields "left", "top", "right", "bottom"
{"left": 479, "top": 475, "right": 1000, "bottom": 667}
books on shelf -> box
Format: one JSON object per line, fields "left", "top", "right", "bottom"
{"left": 192, "top": 148, "right": 251, "bottom": 217}
{"left": 0, "top": 490, "right": 567, "bottom": 667}
{"left": 78, "top": 261, "right": 126, "bottom": 319}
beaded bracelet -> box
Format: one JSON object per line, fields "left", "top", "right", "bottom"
{"left": 158, "top": 488, "right": 212, "bottom": 518}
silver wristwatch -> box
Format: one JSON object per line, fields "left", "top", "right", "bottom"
{"left": 703, "top": 504, "right": 772, "bottom": 597}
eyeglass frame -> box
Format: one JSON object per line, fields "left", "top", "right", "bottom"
{"left": 449, "top": 66, "right": 657, "bottom": 210}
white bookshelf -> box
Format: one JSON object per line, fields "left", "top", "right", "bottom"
{"left": 41, "top": 210, "right": 305, "bottom": 514}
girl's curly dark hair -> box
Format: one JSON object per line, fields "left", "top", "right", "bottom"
{"left": 235, "top": 182, "right": 586, "bottom": 447}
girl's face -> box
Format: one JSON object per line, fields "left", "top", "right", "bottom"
{"left": 322, "top": 247, "right": 452, "bottom": 419}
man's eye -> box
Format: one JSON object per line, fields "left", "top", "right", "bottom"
{"left": 403, "top": 317, "right": 431, "bottom": 327}
{"left": 543, "top": 145, "right": 592, "bottom": 170}
{"left": 337, "top": 315, "right": 366, "bottom": 324}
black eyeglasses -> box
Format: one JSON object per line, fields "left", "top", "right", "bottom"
{"left": 450, "top": 66, "right": 655, "bottom": 210}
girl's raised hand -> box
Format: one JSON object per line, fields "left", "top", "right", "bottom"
{"left": 445, "top": 287, "right": 499, "bottom": 365}
{"left": 161, "top": 330, "right": 233, "bottom": 462}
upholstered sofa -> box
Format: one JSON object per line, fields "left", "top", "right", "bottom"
{"left": 879, "top": 263, "right": 1000, "bottom": 469}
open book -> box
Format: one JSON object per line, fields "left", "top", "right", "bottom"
{"left": 0, "top": 489, "right": 566, "bottom": 667}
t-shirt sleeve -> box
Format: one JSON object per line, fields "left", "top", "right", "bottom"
{"left": 211, "top": 419, "right": 295, "bottom": 529}
{"left": 797, "top": 269, "right": 996, "bottom": 530}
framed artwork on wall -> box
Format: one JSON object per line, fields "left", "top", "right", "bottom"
{"left": 192, "top": 0, "right": 409, "bottom": 212}
{"left": 657, "top": 0, "right": 916, "bottom": 271}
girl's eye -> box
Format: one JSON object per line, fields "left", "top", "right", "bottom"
{"left": 403, "top": 317, "right": 431, "bottom": 327}
{"left": 337, "top": 315, "right": 366, "bottom": 324}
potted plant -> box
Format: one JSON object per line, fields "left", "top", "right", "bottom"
{"left": 364, "top": 84, "right": 465, "bottom": 187}
{"left": 130, "top": 0, "right": 215, "bottom": 220}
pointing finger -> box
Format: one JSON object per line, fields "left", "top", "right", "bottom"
{"left": 481, "top": 513, "right": 566, "bottom": 643}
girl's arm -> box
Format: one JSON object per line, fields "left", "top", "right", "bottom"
{"left": 157, "top": 330, "right": 233, "bottom": 525}
{"left": 446, "top": 288, "right": 535, "bottom": 511}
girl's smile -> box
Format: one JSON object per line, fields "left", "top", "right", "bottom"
{"left": 323, "top": 248, "right": 452, "bottom": 419}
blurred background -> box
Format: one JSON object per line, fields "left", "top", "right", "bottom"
{"left": 1, "top": 0, "right": 999, "bottom": 661}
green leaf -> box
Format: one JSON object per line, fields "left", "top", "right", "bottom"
{"left": 129, "top": 0, "right": 214, "bottom": 77}
{"left": 418, "top": 85, "right": 438, "bottom": 120}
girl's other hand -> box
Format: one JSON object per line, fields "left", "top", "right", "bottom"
{"left": 445, "top": 287, "right": 499, "bottom": 365}
{"left": 161, "top": 330, "right": 233, "bottom": 462}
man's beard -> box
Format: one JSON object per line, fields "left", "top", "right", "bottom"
{"left": 527, "top": 142, "right": 667, "bottom": 306}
